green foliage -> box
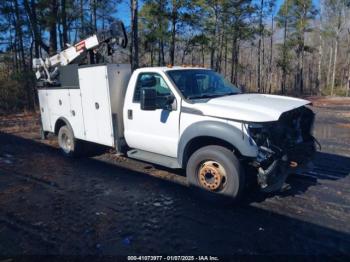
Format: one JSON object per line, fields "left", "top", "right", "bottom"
{"left": 139, "top": 0, "right": 170, "bottom": 57}
{"left": 276, "top": 42, "right": 293, "bottom": 73}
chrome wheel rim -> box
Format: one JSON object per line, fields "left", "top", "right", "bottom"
{"left": 60, "top": 132, "right": 72, "bottom": 153}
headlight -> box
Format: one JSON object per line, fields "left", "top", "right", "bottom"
{"left": 247, "top": 123, "right": 267, "bottom": 146}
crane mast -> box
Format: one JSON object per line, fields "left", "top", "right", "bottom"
{"left": 33, "top": 21, "right": 128, "bottom": 86}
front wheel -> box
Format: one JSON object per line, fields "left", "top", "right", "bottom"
{"left": 186, "top": 145, "right": 245, "bottom": 201}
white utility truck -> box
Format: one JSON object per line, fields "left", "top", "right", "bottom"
{"left": 34, "top": 21, "right": 316, "bottom": 200}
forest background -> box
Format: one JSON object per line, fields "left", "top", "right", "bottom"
{"left": 0, "top": 0, "right": 349, "bottom": 112}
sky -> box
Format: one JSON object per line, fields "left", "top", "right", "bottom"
{"left": 115, "top": 1, "right": 131, "bottom": 27}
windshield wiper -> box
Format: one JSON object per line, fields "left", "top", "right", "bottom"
{"left": 187, "top": 92, "right": 237, "bottom": 99}
{"left": 187, "top": 94, "right": 220, "bottom": 99}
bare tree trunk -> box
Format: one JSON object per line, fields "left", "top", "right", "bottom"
{"left": 150, "top": 47, "right": 154, "bottom": 66}
{"left": 58, "top": 22, "right": 63, "bottom": 50}
{"left": 13, "top": 0, "right": 26, "bottom": 70}
{"left": 216, "top": 28, "right": 225, "bottom": 72}
{"left": 317, "top": 2, "right": 323, "bottom": 95}
{"left": 257, "top": 0, "right": 264, "bottom": 93}
{"left": 160, "top": 40, "right": 165, "bottom": 65}
{"left": 202, "top": 44, "right": 205, "bottom": 67}
{"left": 331, "top": 36, "right": 338, "bottom": 96}
{"left": 330, "top": 5, "right": 344, "bottom": 96}
{"left": 234, "top": 42, "right": 240, "bottom": 85}
{"left": 268, "top": 14, "right": 274, "bottom": 94}
{"left": 231, "top": 35, "right": 237, "bottom": 83}
{"left": 224, "top": 36, "right": 228, "bottom": 77}
{"left": 181, "top": 47, "right": 186, "bottom": 64}
{"left": 61, "top": 0, "right": 68, "bottom": 46}
{"left": 130, "top": 0, "right": 139, "bottom": 71}
{"left": 262, "top": 32, "right": 265, "bottom": 93}
{"left": 295, "top": 4, "right": 308, "bottom": 95}
{"left": 341, "top": 68, "right": 346, "bottom": 90}
{"left": 327, "top": 42, "right": 333, "bottom": 88}
{"left": 317, "top": 33, "right": 323, "bottom": 95}
{"left": 308, "top": 61, "right": 312, "bottom": 95}
{"left": 158, "top": 40, "right": 165, "bottom": 66}
{"left": 170, "top": 1, "right": 177, "bottom": 66}
{"left": 80, "top": 0, "right": 84, "bottom": 37}
{"left": 346, "top": 72, "right": 350, "bottom": 96}
{"left": 347, "top": 30, "right": 350, "bottom": 97}
{"left": 281, "top": 19, "right": 288, "bottom": 94}
{"left": 49, "top": 0, "right": 59, "bottom": 55}
{"left": 90, "top": 0, "right": 97, "bottom": 32}
{"left": 299, "top": 44, "right": 305, "bottom": 94}
{"left": 210, "top": 5, "right": 219, "bottom": 69}
{"left": 249, "top": 44, "right": 253, "bottom": 91}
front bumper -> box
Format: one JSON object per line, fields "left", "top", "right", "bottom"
{"left": 251, "top": 140, "right": 316, "bottom": 192}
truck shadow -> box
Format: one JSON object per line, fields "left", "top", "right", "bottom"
{"left": 1, "top": 131, "right": 349, "bottom": 204}
{"left": 280, "top": 152, "right": 349, "bottom": 194}
{"left": 0, "top": 132, "right": 349, "bottom": 255}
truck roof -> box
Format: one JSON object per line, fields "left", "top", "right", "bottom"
{"left": 135, "top": 66, "right": 211, "bottom": 73}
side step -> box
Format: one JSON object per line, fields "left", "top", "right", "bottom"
{"left": 127, "top": 149, "right": 181, "bottom": 169}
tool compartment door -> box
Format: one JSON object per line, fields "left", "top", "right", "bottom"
{"left": 38, "top": 89, "right": 52, "bottom": 131}
{"left": 68, "top": 89, "right": 85, "bottom": 140}
{"left": 78, "top": 66, "right": 114, "bottom": 147}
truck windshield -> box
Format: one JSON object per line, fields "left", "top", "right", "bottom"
{"left": 167, "top": 69, "right": 241, "bottom": 99}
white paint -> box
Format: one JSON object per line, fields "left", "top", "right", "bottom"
{"left": 123, "top": 68, "right": 182, "bottom": 157}
{"left": 107, "top": 64, "right": 132, "bottom": 139}
{"left": 182, "top": 93, "right": 310, "bottom": 123}
{"left": 38, "top": 89, "right": 52, "bottom": 131}
{"left": 46, "top": 89, "right": 71, "bottom": 132}
{"left": 68, "top": 89, "right": 85, "bottom": 139}
{"left": 78, "top": 66, "right": 114, "bottom": 146}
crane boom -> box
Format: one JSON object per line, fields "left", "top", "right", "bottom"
{"left": 33, "top": 21, "right": 128, "bottom": 86}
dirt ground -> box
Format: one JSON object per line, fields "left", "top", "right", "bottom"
{"left": 0, "top": 97, "right": 349, "bottom": 257}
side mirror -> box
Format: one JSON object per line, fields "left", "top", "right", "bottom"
{"left": 163, "top": 95, "right": 176, "bottom": 111}
{"left": 140, "top": 88, "right": 157, "bottom": 111}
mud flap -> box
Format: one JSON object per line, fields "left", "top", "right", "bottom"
{"left": 39, "top": 118, "right": 48, "bottom": 140}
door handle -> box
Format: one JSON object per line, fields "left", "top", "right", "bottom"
{"left": 127, "top": 109, "right": 133, "bottom": 120}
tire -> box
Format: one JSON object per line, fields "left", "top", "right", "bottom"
{"left": 58, "top": 125, "right": 80, "bottom": 157}
{"left": 186, "top": 145, "right": 245, "bottom": 202}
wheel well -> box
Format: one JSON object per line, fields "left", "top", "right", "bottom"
{"left": 182, "top": 136, "right": 241, "bottom": 167}
{"left": 54, "top": 119, "right": 67, "bottom": 135}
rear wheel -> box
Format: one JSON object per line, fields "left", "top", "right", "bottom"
{"left": 58, "top": 125, "right": 107, "bottom": 157}
{"left": 58, "top": 125, "right": 79, "bottom": 157}
{"left": 186, "top": 145, "right": 245, "bottom": 202}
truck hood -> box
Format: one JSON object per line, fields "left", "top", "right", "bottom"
{"left": 184, "top": 94, "right": 311, "bottom": 123}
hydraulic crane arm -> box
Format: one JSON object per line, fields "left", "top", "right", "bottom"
{"left": 33, "top": 21, "right": 127, "bottom": 85}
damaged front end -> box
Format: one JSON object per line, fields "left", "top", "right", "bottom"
{"left": 248, "top": 106, "right": 317, "bottom": 192}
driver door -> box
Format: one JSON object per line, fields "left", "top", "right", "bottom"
{"left": 124, "top": 72, "right": 180, "bottom": 158}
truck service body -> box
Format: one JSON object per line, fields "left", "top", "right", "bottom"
{"left": 34, "top": 21, "right": 316, "bottom": 200}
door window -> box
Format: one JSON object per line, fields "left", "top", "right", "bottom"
{"left": 133, "top": 73, "right": 172, "bottom": 108}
